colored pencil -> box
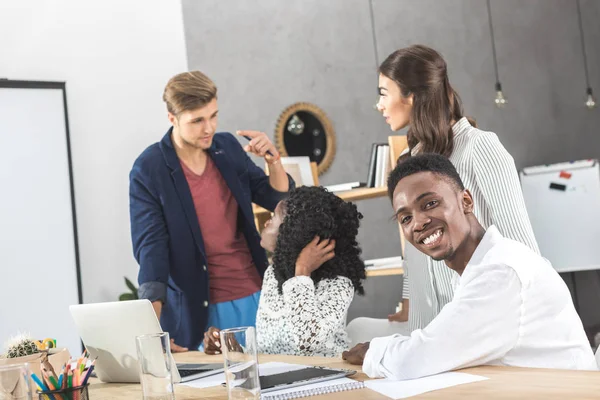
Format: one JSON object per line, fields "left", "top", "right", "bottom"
{"left": 62, "top": 364, "right": 69, "bottom": 390}
{"left": 31, "top": 373, "right": 49, "bottom": 391}
{"left": 80, "top": 360, "right": 96, "bottom": 386}
{"left": 42, "top": 369, "right": 56, "bottom": 390}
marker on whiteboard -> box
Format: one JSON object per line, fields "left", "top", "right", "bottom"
{"left": 549, "top": 182, "right": 567, "bottom": 191}
{"left": 559, "top": 171, "right": 572, "bottom": 179}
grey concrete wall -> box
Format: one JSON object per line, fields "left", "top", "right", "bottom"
{"left": 181, "top": 0, "right": 600, "bottom": 326}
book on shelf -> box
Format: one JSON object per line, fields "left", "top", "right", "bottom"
{"left": 366, "top": 143, "right": 379, "bottom": 188}
{"left": 378, "top": 145, "right": 390, "bottom": 187}
{"left": 367, "top": 143, "right": 390, "bottom": 188}
{"left": 324, "top": 182, "right": 364, "bottom": 193}
{"left": 364, "top": 255, "right": 403, "bottom": 270}
{"left": 374, "top": 144, "right": 384, "bottom": 188}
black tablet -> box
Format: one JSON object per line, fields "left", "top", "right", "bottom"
{"left": 259, "top": 367, "right": 356, "bottom": 393}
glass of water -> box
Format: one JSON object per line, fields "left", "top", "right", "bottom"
{"left": 220, "top": 326, "right": 260, "bottom": 400}
{"left": 135, "top": 332, "right": 175, "bottom": 400}
{"left": 0, "top": 362, "right": 31, "bottom": 400}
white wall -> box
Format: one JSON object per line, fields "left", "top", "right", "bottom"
{"left": 0, "top": 0, "right": 188, "bottom": 304}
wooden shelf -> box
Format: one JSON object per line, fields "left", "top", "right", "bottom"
{"left": 337, "top": 186, "right": 388, "bottom": 201}
{"left": 365, "top": 267, "right": 404, "bottom": 277}
{"left": 252, "top": 186, "right": 388, "bottom": 217}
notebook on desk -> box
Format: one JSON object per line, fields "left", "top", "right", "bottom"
{"left": 180, "top": 362, "right": 364, "bottom": 397}
{"left": 262, "top": 377, "right": 364, "bottom": 399}
{"left": 259, "top": 366, "right": 357, "bottom": 393}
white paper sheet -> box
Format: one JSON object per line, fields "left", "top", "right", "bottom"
{"left": 364, "top": 372, "right": 488, "bottom": 399}
{"left": 178, "top": 362, "right": 307, "bottom": 389}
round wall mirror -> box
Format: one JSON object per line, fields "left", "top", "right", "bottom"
{"left": 275, "top": 102, "right": 336, "bottom": 176}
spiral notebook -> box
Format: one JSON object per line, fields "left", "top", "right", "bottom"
{"left": 261, "top": 377, "right": 365, "bottom": 399}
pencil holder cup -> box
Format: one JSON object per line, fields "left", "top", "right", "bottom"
{"left": 37, "top": 384, "right": 89, "bottom": 400}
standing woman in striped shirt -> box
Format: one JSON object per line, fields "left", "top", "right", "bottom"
{"left": 375, "top": 45, "right": 539, "bottom": 333}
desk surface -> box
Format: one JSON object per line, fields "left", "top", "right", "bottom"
{"left": 90, "top": 352, "right": 600, "bottom": 399}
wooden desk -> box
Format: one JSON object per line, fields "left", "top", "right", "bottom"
{"left": 90, "top": 352, "right": 600, "bottom": 399}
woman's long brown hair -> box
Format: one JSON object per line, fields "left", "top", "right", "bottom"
{"left": 379, "top": 45, "right": 476, "bottom": 160}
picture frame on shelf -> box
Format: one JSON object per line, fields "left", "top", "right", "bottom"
{"left": 277, "top": 156, "right": 316, "bottom": 186}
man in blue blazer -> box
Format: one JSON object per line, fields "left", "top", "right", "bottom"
{"left": 129, "top": 71, "right": 294, "bottom": 350}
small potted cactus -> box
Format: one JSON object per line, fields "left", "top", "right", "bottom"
{"left": 4, "top": 335, "right": 40, "bottom": 359}
{"left": 0, "top": 333, "right": 70, "bottom": 396}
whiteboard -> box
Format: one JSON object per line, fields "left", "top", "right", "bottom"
{"left": 520, "top": 160, "right": 600, "bottom": 273}
{"left": 0, "top": 81, "right": 82, "bottom": 356}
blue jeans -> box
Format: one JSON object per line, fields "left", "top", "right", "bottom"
{"left": 199, "top": 291, "right": 261, "bottom": 350}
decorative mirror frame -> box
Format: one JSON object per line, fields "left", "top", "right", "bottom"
{"left": 274, "top": 102, "right": 336, "bottom": 176}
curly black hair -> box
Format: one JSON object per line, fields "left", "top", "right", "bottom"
{"left": 272, "top": 186, "right": 366, "bottom": 295}
{"left": 387, "top": 153, "right": 465, "bottom": 199}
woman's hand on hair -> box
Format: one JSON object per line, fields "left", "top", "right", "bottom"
{"left": 237, "top": 130, "right": 281, "bottom": 164}
{"left": 295, "top": 236, "right": 336, "bottom": 277}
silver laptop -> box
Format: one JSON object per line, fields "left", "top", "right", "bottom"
{"left": 69, "top": 299, "right": 223, "bottom": 383}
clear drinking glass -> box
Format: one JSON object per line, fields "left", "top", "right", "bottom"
{"left": 135, "top": 332, "right": 175, "bottom": 400}
{"left": 0, "top": 362, "right": 32, "bottom": 400}
{"left": 220, "top": 327, "right": 260, "bottom": 400}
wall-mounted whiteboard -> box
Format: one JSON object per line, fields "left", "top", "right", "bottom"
{"left": 0, "top": 81, "right": 82, "bottom": 356}
{"left": 520, "top": 160, "right": 600, "bottom": 273}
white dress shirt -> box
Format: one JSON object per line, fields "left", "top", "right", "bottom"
{"left": 364, "top": 226, "right": 597, "bottom": 380}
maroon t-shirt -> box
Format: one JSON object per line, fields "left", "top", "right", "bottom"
{"left": 181, "top": 156, "right": 261, "bottom": 303}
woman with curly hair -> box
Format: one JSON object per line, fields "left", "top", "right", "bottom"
{"left": 203, "top": 186, "right": 366, "bottom": 357}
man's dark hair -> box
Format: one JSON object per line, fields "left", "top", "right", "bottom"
{"left": 387, "top": 153, "right": 465, "bottom": 199}
{"left": 272, "top": 186, "right": 366, "bottom": 295}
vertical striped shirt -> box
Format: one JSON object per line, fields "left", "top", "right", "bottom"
{"left": 402, "top": 117, "right": 540, "bottom": 331}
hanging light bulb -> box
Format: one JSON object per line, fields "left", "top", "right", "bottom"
{"left": 487, "top": 0, "right": 506, "bottom": 109}
{"left": 494, "top": 82, "right": 507, "bottom": 108}
{"left": 585, "top": 87, "right": 596, "bottom": 109}
{"left": 577, "top": 1, "right": 596, "bottom": 110}
{"left": 286, "top": 114, "right": 305, "bottom": 135}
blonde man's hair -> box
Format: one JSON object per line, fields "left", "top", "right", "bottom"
{"left": 163, "top": 71, "right": 217, "bottom": 115}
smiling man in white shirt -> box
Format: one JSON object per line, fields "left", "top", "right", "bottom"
{"left": 343, "top": 154, "right": 597, "bottom": 379}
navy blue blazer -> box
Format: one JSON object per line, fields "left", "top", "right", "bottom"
{"left": 129, "top": 129, "right": 294, "bottom": 349}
